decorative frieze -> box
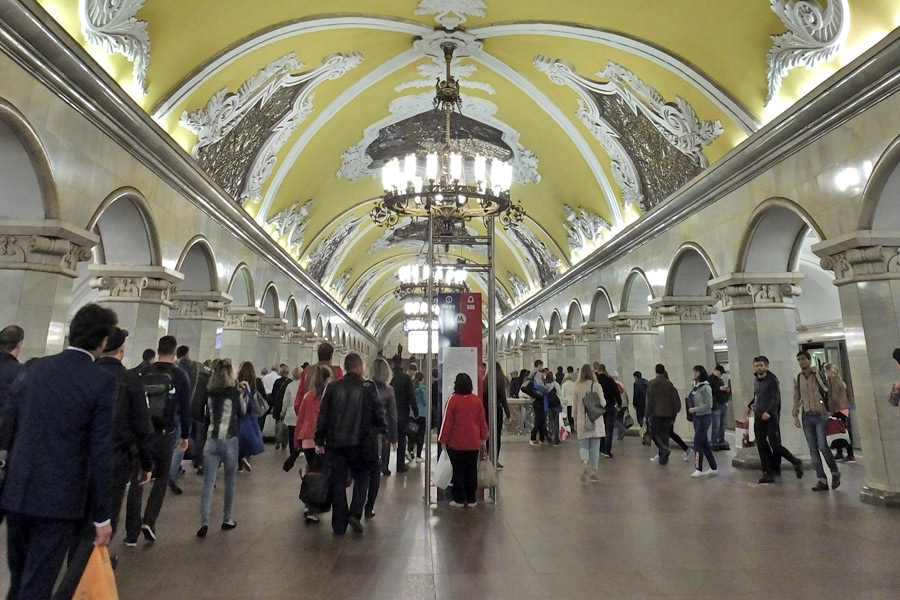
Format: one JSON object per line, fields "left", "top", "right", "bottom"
{"left": 650, "top": 296, "right": 717, "bottom": 326}
{"left": 88, "top": 264, "right": 184, "bottom": 307}
{"left": 709, "top": 273, "right": 803, "bottom": 310}
{"left": 78, "top": 0, "right": 150, "bottom": 95}
{"left": 0, "top": 221, "right": 96, "bottom": 277}
{"left": 580, "top": 323, "right": 615, "bottom": 341}
{"left": 170, "top": 290, "right": 232, "bottom": 321}
{"left": 813, "top": 232, "right": 900, "bottom": 285}
{"left": 224, "top": 306, "right": 264, "bottom": 331}
{"left": 609, "top": 312, "right": 656, "bottom": 335}
{"left": 258, "top": 317, "right": 288, "bottom": 339}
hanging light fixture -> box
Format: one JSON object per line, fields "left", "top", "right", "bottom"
{"left": 370, "top": 42, "right": 524, "bottom": 227}
{"left": 394, "top": 261, "right": 469, "bottom": 298}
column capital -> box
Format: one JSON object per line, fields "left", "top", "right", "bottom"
{"left": 609, "top": 312, "right": 655, "bottom": 335}
{"left": 258, "top": 317, "right": 288, "bottom": 339}
{"left": 170, "top": 290, "right": 233, "bottom": 321}
{"left": 281, "top": 326, "right": 306, "bottom": 344}
{"left": 580, "top": 322, "right": 615, "bottom": 340}
{"left": 561, "top": 328, "right": 583, "bottom": 343}
{"left": 0, "top": 219, "right": 97, "bottom": 277}
{"left": 649, "top": 296, "right": 718, "bottom": 326}
{"left": 224, "top": 305, "right": 265, "bottom": 331}
{"left": 709, "top": 272, "right": 803, "bottom": 311}
{"left": 89, "top": 264, "right": 184, "bottom": 307}
{"left": 812, "top": 231, "right": 900, "bottom": 285}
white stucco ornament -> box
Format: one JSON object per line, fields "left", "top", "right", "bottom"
{"left": 79, "top": 0, "right": 150, "bottom": 95}
{"left": 415, "top": 0, "right": 486, "bottom": 29}
{"left": 765, "top": 0, "right": 850, "bottom": 106}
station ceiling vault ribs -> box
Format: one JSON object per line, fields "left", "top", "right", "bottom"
{"left": 43, "top": 0, "right": 900, "bottom": 341}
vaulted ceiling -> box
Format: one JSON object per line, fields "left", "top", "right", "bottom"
{"left": 43, "top": 0, "right": 899, "bottom": 340}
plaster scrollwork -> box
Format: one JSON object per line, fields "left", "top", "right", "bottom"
{"left": 715, "top": 283, "right": 802, "bottom": 308}
{"left": 507, "top": 222, "right": 561, "bottom": 286}
{"left": 394, "top": 59, "right": 495, "bottom": 95}
{"left": 331, "top": 269, "right": 353, "bottom": 300}
{"left": 265, "top": 199, "right": 313, "bottom": 253}
{"left": 765, "top": 0, "right": 850, "bottom": 106}
{"left": 414, "top": 0, "right": 486, "bottom": 29}
{"left": 651, "top": 302, "right": 717, "bottom": 325}
{"left": 535, "top": 56, "right": 723, "bottom": 210}
{"left": 78, "top": 0, "right": 150, "bottom": 95}
{"left": 819, "top": 245, "right": 900, "bottom": 284}
{"left": 172, "top": 299, "right": 227, "bottom": 320}
{"left": 338, "top": 92, "right": 540, "bottom": 185}
{"left": 181, "top": 52, "right": 362, "bottom": 204}
{"left": 507, "top": 271, "right": 530, "bottom": 303}
{"left": 224, "top": 310, "right": 260, "bottom": 330}
{"left": 306, "top": 216, "right": 362, "bottom": 283}
{"left": 0, "top": 236, "right": 26, "bottom": 263}
{"left": 0, "top": 225, "right": 96, "bottom": 277}
{"left": 562, "top": 204, "right": 612, "bottom": 255}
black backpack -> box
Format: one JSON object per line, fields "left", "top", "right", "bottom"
{"left": 521, "top": 376, "right": 542, "bottom": 400}
{"left": 141, "top": 364, "right": 175, "bottom": 428}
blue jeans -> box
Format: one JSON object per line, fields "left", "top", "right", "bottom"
{"left": 169, "top": 420, "right": 184, "bottom": 480}
{"left": 692, "top": 413, "right": 717, "bottom": 471}
{"left": 579, "top": 438, "right": 602, "bottom": 470}
{"left": 710, "top": 403, "right": 728, "bottom": 446}
{"left": 801, "top": 412, "right": 839, "bottom": 482}
{"left": 200, "top": 437, "right": 239, "bottom": 525}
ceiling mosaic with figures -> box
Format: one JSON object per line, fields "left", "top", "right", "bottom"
{"left": 42, "top": 0, "right": 900, "bottom": 341}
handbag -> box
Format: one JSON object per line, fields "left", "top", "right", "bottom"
{"left": 433, "top": 450, "right": 453, "bottom": 489}
{"left": 477, "top": 458, "right": 497, "bottom": 488}
{"left": 621, "top": 408, "right": 635, "bottom": 429}
{"left": 583, "top": 383, "right": 606, "bottom": 422}
{"left": 253, "top": 391, "right": 269, "bottom": 416}
{"left": 238, "top": 414, "right": 265, "bottom": 456}
{"left": 299, "top": 454, "right": 332, "bottom": 512}
{"left": 405, "top": 419, "right": 420, "bottom": 438}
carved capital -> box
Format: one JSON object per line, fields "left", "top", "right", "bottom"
{"left": 224, "top": 306, "right": 265, "bottom": 331}
{"left": 709, "top": 273, "right": 803, "bottom": 311}
{"left": 0, "top": 220, "right": 97, "bottom": 277}
{"left": 170, "top": 290, "right": 233, "bottom": 321}
{"left": 258, "top": 317, "right": 288, "bottom": 339}
{"left": 89, "top": 264, "right": 184, "bottom": 307}
{"left": 580, "top": 322, "right": 615, "bottom": 341}
{"left": 650, "top": 296, "right": 717, "bottom": 326}
{"left": 609, "top": 312, "right": 655, "bottom": 335}
{"left": 281, "top": 326, "right": 306, "bottom": 344}
{"left": 813, "top": 231, "right": 900, "bottom": 285}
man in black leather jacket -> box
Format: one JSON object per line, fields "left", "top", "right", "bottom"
{"left": 315, "top": 353, "right": 386, "bottom": 535}
{"left": 390, "top": 355, "right": 418, "bottom": 473}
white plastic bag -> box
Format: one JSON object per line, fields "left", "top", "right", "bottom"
{"left": 433, "top": 450, "right": 453, "bottom": 489}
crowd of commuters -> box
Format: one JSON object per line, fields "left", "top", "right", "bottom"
{"left": 0, "top": 304, "right": 881, "bottom": 598}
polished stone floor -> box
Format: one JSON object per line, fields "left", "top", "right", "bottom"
{"left": 4, "top": 436, "right": 900, "bottom": 599}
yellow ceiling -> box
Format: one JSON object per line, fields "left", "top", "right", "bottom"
{"left": 38, "top": 0, "right": 900, "bottom": 339}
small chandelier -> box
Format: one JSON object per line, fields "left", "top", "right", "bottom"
{"left": 395, "top": 263, "right": 468, "bottom": 297}
{"left": 403, "top": 300, "right": 439, "bottom": 317}
{"left": 370, "top": 42, "right": 524, "bottom": 227}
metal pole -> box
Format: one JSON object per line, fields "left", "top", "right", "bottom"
{"left": 424, "top": 215, "right": 435, "bottom": 505}
{"left": 487, "top": 217, "right": 498, "bottom": 504}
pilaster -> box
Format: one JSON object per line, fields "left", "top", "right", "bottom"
{"left": 220, "top": 305, "right": 264, "bottom": 363}
{"left": 545, "top": 335, "right": 566, "bottom": 371}
{"left": 257, "top": 317, "right": 287, "bottom": 369}
{"left": 580, "top": 322, "right": 617, "bottom": 370}
{"left": 609, "top": 312, "right": 659, "bottom": 379}
{"left": 89, "top": 264, "right": 184, "bottom": 367}
{"left": 0, "top": 220, "right": 96, "bottom": 359}
{"left": 168, "top": 290, "right": 232, "bottom": 361}
{"left": 562, "top": 329, "right": 587, "bottom": 370}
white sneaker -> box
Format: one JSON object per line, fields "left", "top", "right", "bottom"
{"left": 706, "top": 469, "right": 719, "bottom": 477}
{"left": 683, "top": 448, "right": 694, "bottom": 462}
{"left": 650, "top": 454, "right": 659, "bottom": 462}
{"left": 415, "top": 457, "right": 425, "bottom": 464}
{"left": 691, "top": 469, "right": 704, "bottom": 478}
{"left": 448, "top": 501, "right": 466, "bottom": 508}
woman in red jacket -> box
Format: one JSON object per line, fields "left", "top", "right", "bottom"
{"left": 295, "top": 364, "right": 331, "bottom": 522}
{"left": 439, "top": 373, "right": 489, "bottom": 507}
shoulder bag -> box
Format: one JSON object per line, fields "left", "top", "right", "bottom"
{"left": 583, "top": 383, "right": 606, "bottom": 423}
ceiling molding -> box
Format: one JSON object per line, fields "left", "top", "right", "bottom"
{"left": 79, "top": 0, "right": 150, "bottom": 95}
{"left": 469, "top": 21, "right": 760, "bottom": 134}
{"left": 151, "top": 15, "right": 431, "bottom": 118}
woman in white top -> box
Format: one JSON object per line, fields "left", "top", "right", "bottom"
{"left": 561, "top": 368, "right": 576, "bottom": 436}
{"left": 543, "top": 368, "right": 564, "bottom": 444}
{"left": 571, "top": 364, "right": 607, "bottom": 483}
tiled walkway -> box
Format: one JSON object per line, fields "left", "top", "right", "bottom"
{"left": 4, "top": 438, "right": 900, "bottom": 599}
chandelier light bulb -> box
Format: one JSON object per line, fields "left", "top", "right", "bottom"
{"left": 382, "top": 158, "right": 400, "bottom": 190}
{"left": 449, "top": 153, "right": 462, "bottom": 181}
{"left": 474, "top": 156, "right": 486, "bottom": 183}
{"left": 403, "top": 154, "right": 417, "bottom": 184}
{"left": 426, "top": 153, "right": 438, "bottom": 180}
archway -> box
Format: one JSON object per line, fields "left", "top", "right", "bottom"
{"left": 259, "top": 282, "right": 279, "bottom": 318}
{"left": 566, "top": 300, "right": 585, "bottom": 329}
{"left": 548, "top": 310, "right": 562, "bottom": 336}
{"left": 589, "top": 287, "right": 614, "bottom": 324}
{"left": 283, "top": 296, "right": 299, "bottom": 327}
{"left": 620, "top": 269, "right": 654, "bottom": 313}
{"left": 176, "top": 237, "right": 218, "bottom": 292}
{"left": 0, "top": 99, "right": 58, "bottom": 219}
{"left": 226, "top": 264, "right": 255, "bottom": 307}
{"left": 301, "top": 306, "right": 313, "bottom": 332}
{"left": 313, "top": 315, "right": 324, "bottom": 337}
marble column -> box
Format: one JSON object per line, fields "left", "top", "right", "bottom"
{"left": 546, "top": 335, "right": 566, "bottom": 371}
{"left": 816, "top": 233, "right": 900, "bottom": 505}
{"left": 220, "top": 306, "right": 264, "bottom": 364}
{"left": 507, "top": 348, "right": 523, "bottom": 376}
{"left": 280, "top": 326, "right": 305, "bottom": 369}
{"left": 562, "top": 329, "right": 587, "bottom": 370}
{"left": 529, "top": 341, "right": 548, "bottom": 369}
{"left": 710, "top": 273, "right": 808, "bottom": 467}
{"left": 651, "top": 296, "right": 717, "bottom": 440}
{"left": 168, "top": 290, "right": 232, "bottom": 362}
{"left": 521, "top": 343, "right": 535, "bottom": 370}
{"left": 609, "top": 312, "right": 659, "bottom": 379}
{"left": 0, "top": 220, "right": 96, "bottom": 359}
{"left": 298, "top": 334, "right": 319, "bottom": 366}
{"left": 257, "top": 317, "right": 287, "bottom": 369}
{"left": 580, "top": 322, "right": 617, "bottom": 370}
{"left": 89, "top": 264, "right": 184, "bottom": 368}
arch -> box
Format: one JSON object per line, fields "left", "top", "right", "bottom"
{"left": 506, "top": 333, "right": 514, "bottom": 349}
{"left": 87, "top": 187, "right": 161, "bottom": 266}
{"left": 325, "top": 322, "right": 333, "bottom": 341}
{"left": 589, "top": 287, "right": 614, "bottom": 322}
{"left": 535, "top": 317, "right": 547, "bottom": 339}
{"left": 259, "top": 282, "right": 280, "bottom": 318}
{"left": 301, "top": 306, "right": 313, "bottom": 331}
{"left": 665, "top": 242, "right": 718, "bottom": 296}
{"left": 566, "top": 299, "right": 585, "bottom": 329}
{"left": 737, "top": 197, "right": 826, "bottom": 273}
{"left": 175, "top": 236, "right": 219, "bottom": 292}
{"left": 621, "top": 268, "right": 654, "bottom": 313}
{"left": 313, "top": 314, "right": 324, "bottom": 337}
{"left": 523, "top": 324, "right": 533, "bottom": 343}
{"left": 341, "top": 331, "right": 347, "bottom": 347}
{"left": 0, "top": 99, "right": 58, "bottom": 219}
{"left": 548, "top": 310, "right": 563, "bottom": 336}
{"left": 283, "top": 296, "right": 299, "bottom": 327}
{"left": 859, "top": 134, "right": 900, "bottom": 230}
{"left": 514, "top": 329, "right": 523, "bottom": 346}
{"left": 226, "top": 263, "right": 255, "bottom": 306}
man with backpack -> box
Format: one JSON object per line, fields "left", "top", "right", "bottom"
{"left": 123, "top": 335, "right": 191, "bottom": 545}
{"left": 169, "top": 346, "right": 210, "bottom": 489}
{"left": 793, "top": 351, "right": 840, "bottom": 492}
{"left": 524, "top": 360, "right": 548, "bottom": 446}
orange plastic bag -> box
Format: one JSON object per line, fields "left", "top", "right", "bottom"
{"left": 73, "top": 546, "right": 119, "bottom": 600}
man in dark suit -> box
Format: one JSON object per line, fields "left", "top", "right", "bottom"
{"left": 1, "top": 303, "right": 118, "bottom": 600}
{"left": 0, "top": 325, "right": 24, "bottom": 429}
{"left": 390, "top": 355, "right": 417, "bottom": 474}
